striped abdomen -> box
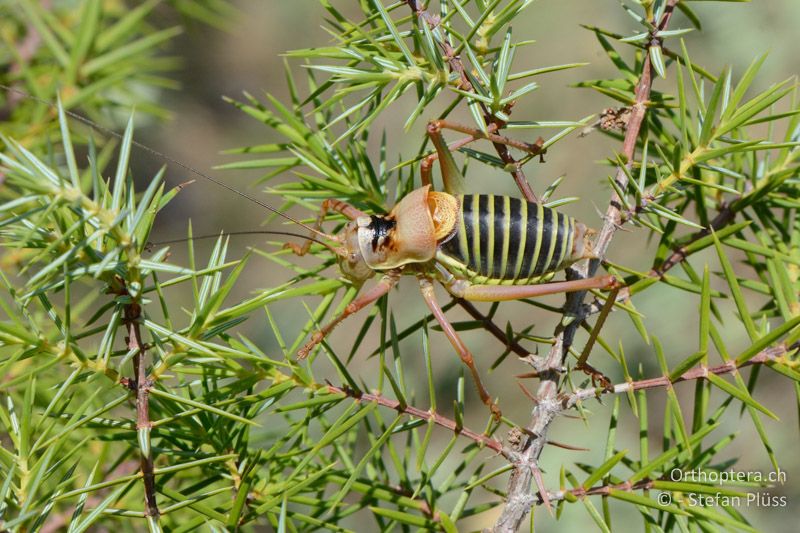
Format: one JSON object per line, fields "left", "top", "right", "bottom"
{"left": 437, "top": 194, "right": 578, "bottom": 284}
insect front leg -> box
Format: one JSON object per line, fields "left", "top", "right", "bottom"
{"left": 444, "top": 274, "right": 618, "bottom": 302}
{"left": 417, "top": 276, "right": 502, "bottom": 420}
{"left": 297, "top": 269, "right": 402, "bottom": 359}
{"left": 285, "top": 198, "right": 366, "bottom": 256}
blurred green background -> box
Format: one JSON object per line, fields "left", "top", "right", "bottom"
{"left": 134, "top": 1, "right": 800, "bottom": 530}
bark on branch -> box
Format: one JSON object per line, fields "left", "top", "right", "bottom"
{"left": 124, "top": 301, "right": 159, "bottom": 519}
{"left": 326, "top": 383, "right": 509, "bottom": 457}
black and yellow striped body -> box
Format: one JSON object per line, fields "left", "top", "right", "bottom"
{"left": 436, "top": 194, "right": 577, "bottom": 285}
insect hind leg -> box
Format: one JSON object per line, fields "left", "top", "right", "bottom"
{"left": 423, "top": 120, "right": 472, "bottom": 194}
{"left": 446, "top": 275, "right": 618, "bottom": 302}
{"left": 418, "top": 276, "right": 502, "bottom": 420}
{"left": 424, "top": 119, "right": 547, "bottom": 195}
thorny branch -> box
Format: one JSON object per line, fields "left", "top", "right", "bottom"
{"left": 541, "top": 478, "right": 656, "bottom": 506}
{"left": 494, "top": 3, "right": 681, "bottom": 531}
{"left": 406, "top": 0, "right": 540, "bottom": 203}
{"left": 562, "top": 343, "right": 796, "bottom": 411}
{"left": 334, "top": 338, "right": 796, "bottom": 496}
{"left": 531, "top": 345, "right": 799, "bottom": 508}
{"left": 325, "top": 382, "right": 509, "bottom": 456}
{"left": 123, "top": 298, "right": 159, "bottom": 519}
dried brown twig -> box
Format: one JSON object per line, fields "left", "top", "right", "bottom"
{"left": 456, "top": 299, "right": 531, "bottom": 358}
{"left": 544, "top": 477, "right": 657, "bottom": 505}
{"left": 584, "top": 203, "right": 738, "bottom": 315}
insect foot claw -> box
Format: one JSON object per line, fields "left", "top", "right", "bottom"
{"left": 297, "top": 332, "right": 324, "bottom": 359}
{"left": 283, "top": 242, "right": 305, "bottom": 256}
{"left": 489, "top": 401, "right": 503, "bottom": 421}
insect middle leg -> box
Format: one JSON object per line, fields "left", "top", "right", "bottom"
{"left": 418, "top": 276, "right": 502, "bottom": 420}
{"left": 297, "top": 269, "right": 402, "bottom": 359}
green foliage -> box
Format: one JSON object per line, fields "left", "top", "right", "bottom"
{"left": 0, "top": 0, "right": 234, "bottom": 137}
{"left": 1, "top": 1, "right": 800, "bottom": 532}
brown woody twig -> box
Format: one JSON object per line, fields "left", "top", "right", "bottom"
{"left": 595, "top": 203, "right": 737, "bottom": 313}
{"left": 542, "top": 478, "right": 656, "bottom": 506}
{"left": 326, "top": 382, "right": 509, "bottom": 457}
{"left": 124, "top": 300, "right": 159, "bottom": 519}
{"left": 562, "top": 343, "right": 795, "bottom": 410}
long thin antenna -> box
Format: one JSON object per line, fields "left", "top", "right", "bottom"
{"left": 0, "top": 83, "right": 336, "bottom": 241}
{"left": 150, "top": 230, "right": 337, "bottom": 253}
